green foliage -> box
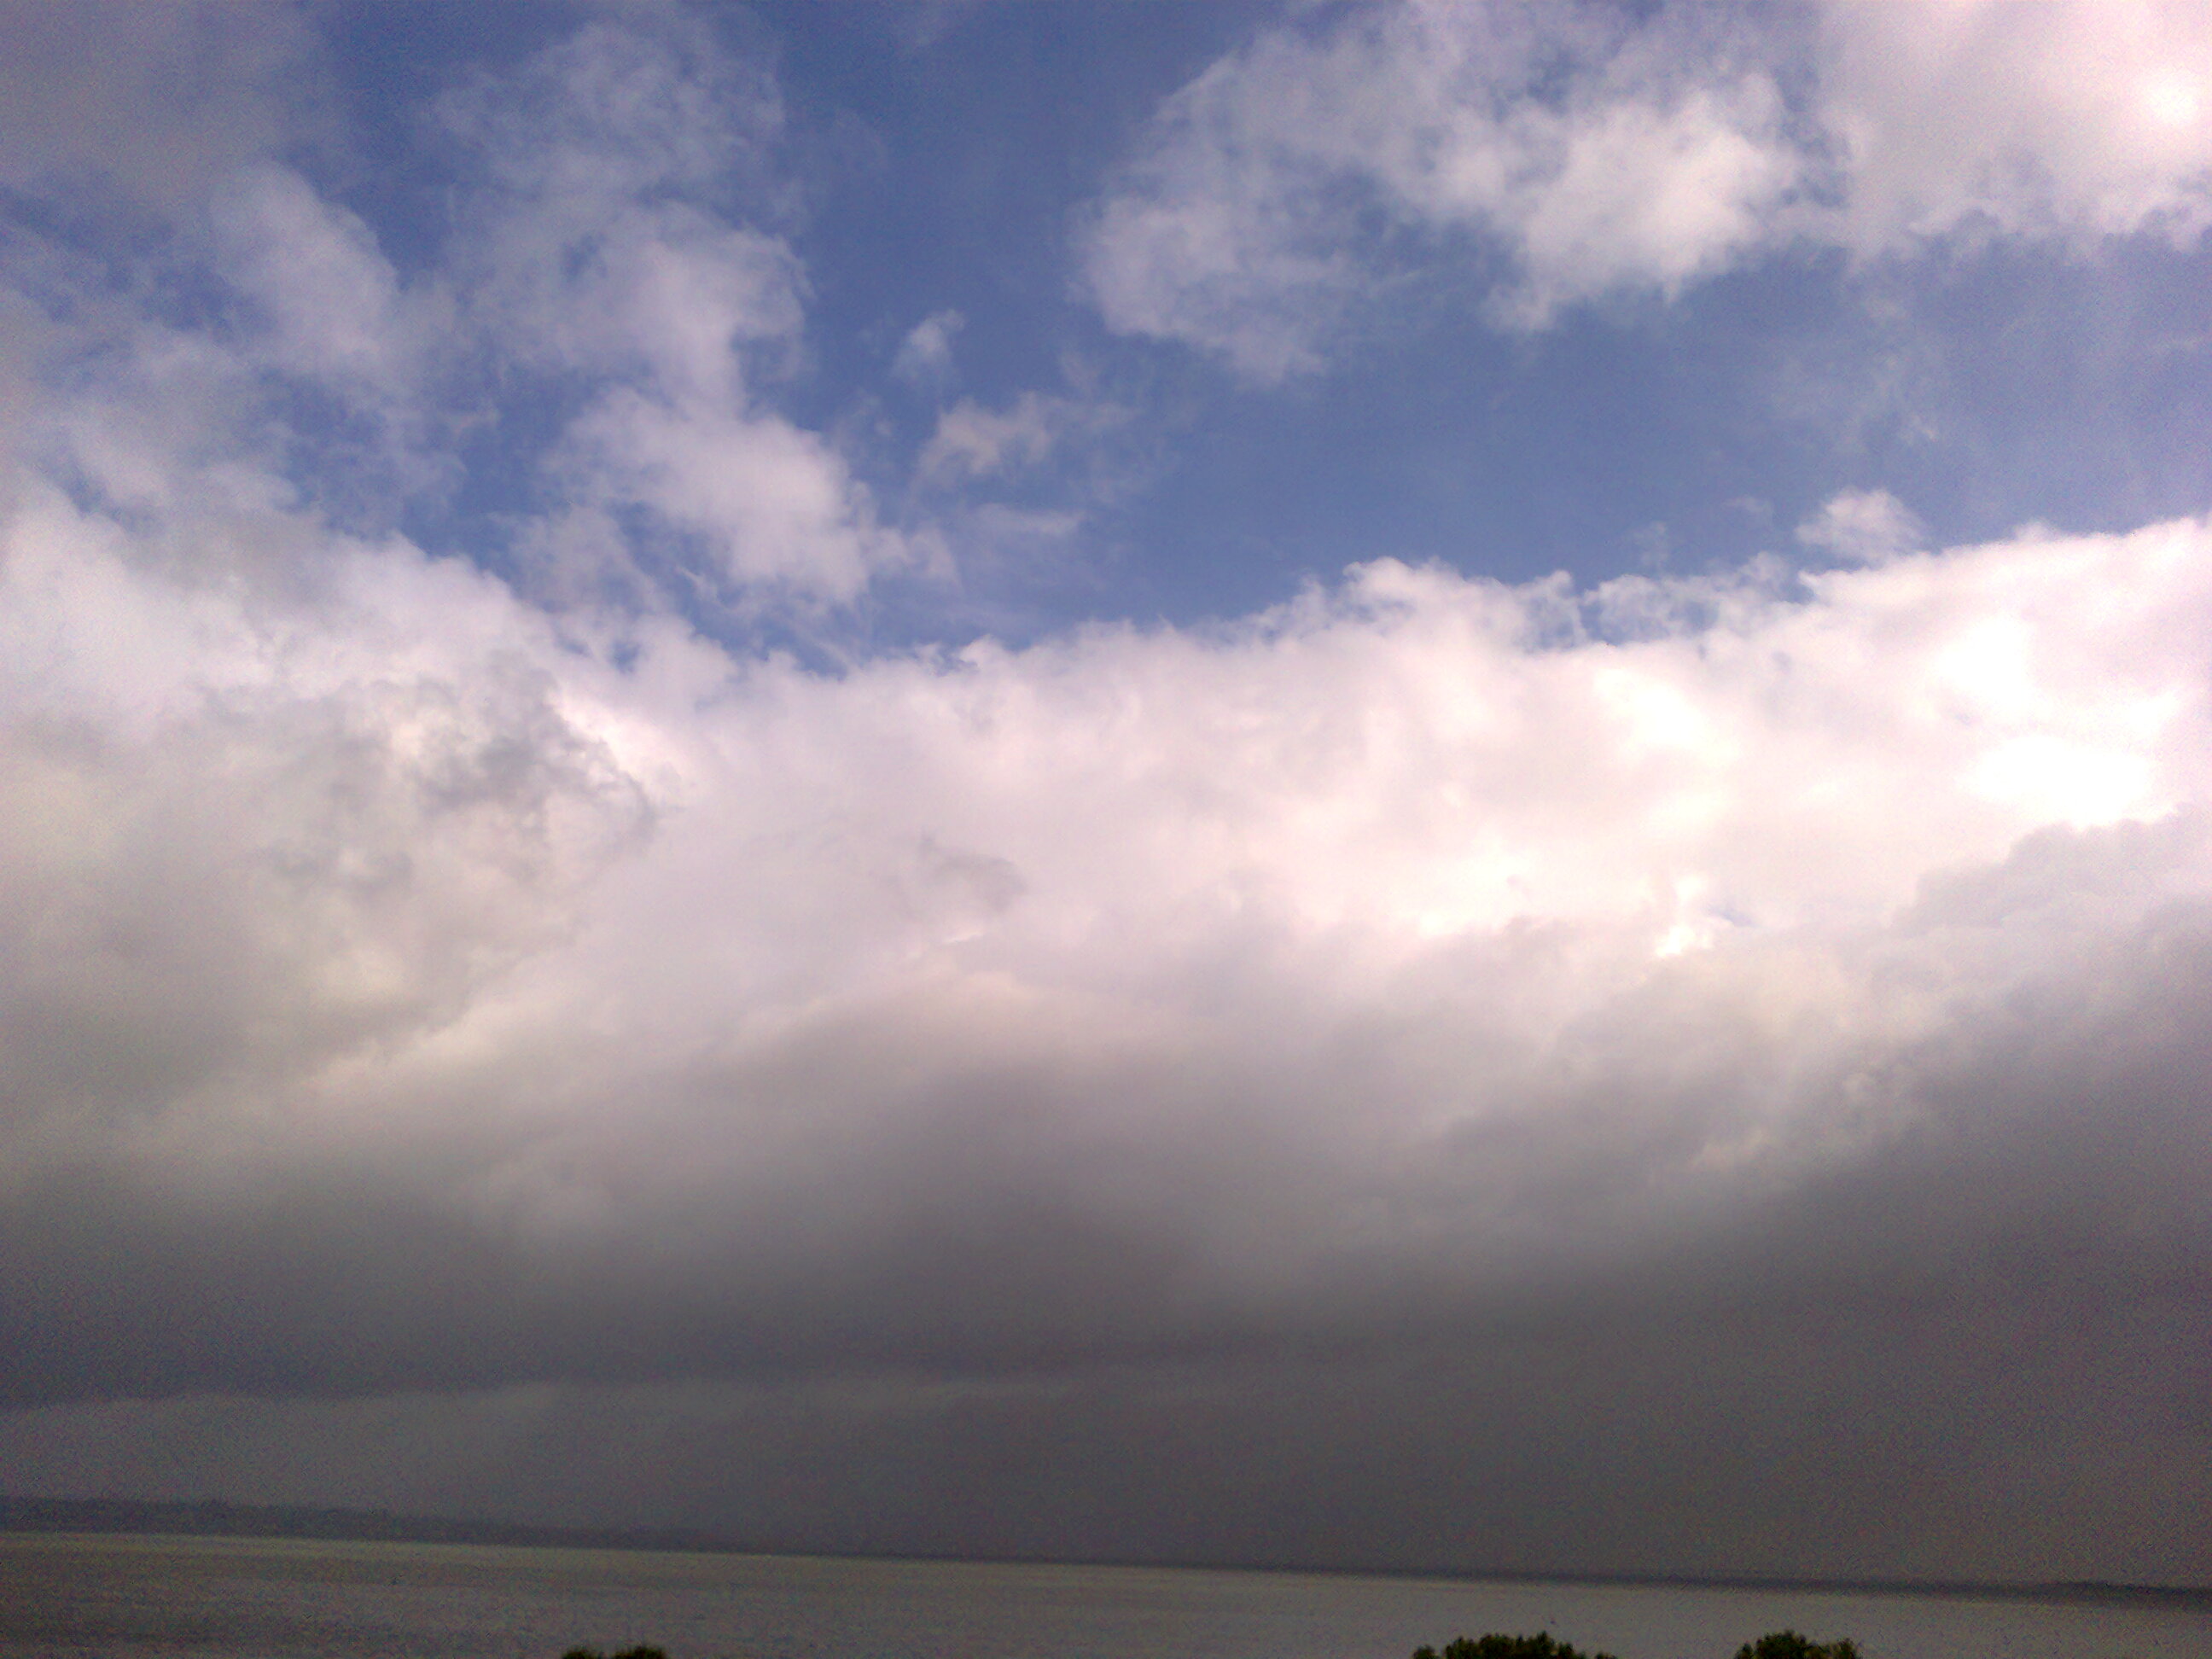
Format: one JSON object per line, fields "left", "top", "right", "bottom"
{"left": 1413, "top": 1636, "right": 1621, "bottom": 1659}
{"left": 1732, "top": 1635, "right": 1861, "bottom": 1659}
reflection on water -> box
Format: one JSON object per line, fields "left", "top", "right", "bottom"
{"left": 0, "top": 1533, "right": 2204, "bottom": 1659}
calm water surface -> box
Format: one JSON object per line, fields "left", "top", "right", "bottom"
{"left": 1, "top": 1534, "right": 2203, "bottom": 1659}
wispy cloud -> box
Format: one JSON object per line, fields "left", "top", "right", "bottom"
{"left": 1082, "top": 0, "right": 2212, "bottom": 375}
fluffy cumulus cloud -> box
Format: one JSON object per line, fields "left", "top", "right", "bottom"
{"left": 1, "top": 0, "right": 2209, "bottom": 1586}
{"left": 4, "top": 474, "right": 2212, "bottom": 1569}
{"left": 1083, "top": 0, "right": 1801, "bottom": 370}
{"left": 1084, "top": 0, "right": 2212, "bottom": 372}
{"left": 5, "top": 8, "right": 900, "bottom": 614}
{"left": 434, "top": 20, "right": 905, "bottom": 605}
{"left": 1819, "top": 0, "right": 2212, "bottom": 250}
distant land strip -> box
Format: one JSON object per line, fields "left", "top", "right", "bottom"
{"left": 3, "top": 1495, "right": 2207, "bottom": 1611}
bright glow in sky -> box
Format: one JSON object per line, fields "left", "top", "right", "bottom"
{"left": 1, "top": 0, "right": 2209, "bottom": 1585}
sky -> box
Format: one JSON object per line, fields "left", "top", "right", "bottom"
{"left": 0, "top": 0, "right": 2209, "bottom": 1586}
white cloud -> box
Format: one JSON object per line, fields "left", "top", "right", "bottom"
{"left": 2, "top": 0, "right": 2209, "bottom": 1575}
{"left": 0, "top": 482, "right": 655, "bottom": 1096}
{"left": 434, "top": 20, "right": 905, "bottom": 607}
{"left": 4, "top": 399, "right": 2209, "bottom": 1377}
{"left": 563, "top": 389, "right": 894, "bottom": 599}
{"left": 1819, "top": 0, "right": 2212, "bottom": 250}
{"left": 1795, "top": 487, "right": 1925, "bottom": 567}
{"left": 0, "top": 0, "right": 312, "bottom": 212}
{"left": 919, "top": 393, "right": 1085, "bottom": 482}
{"left": 1083, "top": 0, "right": 2212, "bottom": 372}
{"left": 1081, "top": 2, "right": 1803, "bottom": 371}
{"left": 209, "top": 166, "right": 417, "bottom": 396}
{"left": 3, "top": 12, "right": 905, "bottom": 611}
{"left": 894, "top": 309, "right": 966, "bottom": 385}
{"left": 201, "top": 160, "right": 466, "bottom": 517}
{"left": 3, "top": 150, "right": 2209, "bottom": 1536}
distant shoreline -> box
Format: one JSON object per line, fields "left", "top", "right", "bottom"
{"left": 4, "top": 1495, "right": 2207, "bottom": 1612}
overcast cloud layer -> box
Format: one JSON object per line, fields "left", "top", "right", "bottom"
{"left": 1, "top": 0, "right": 2209, "bottom": 1584}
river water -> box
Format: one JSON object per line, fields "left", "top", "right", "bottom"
{"left": 1, "top": 1533, "right": 2203, "bottom": 1659}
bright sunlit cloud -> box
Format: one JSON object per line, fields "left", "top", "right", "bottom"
{"left": 1083, "top": 0, "right": 2212, "bottom": 374}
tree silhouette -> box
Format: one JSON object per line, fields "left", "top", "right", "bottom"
{"left": 1732, "top": 1634, "right": 1862, "bottom": 1659}
{"left": 1411, "top": 1629, "right": 1860, "bottom": 1659}
{"left": 1413, "top": 1636, "right": 1620, "bottom": 1659}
